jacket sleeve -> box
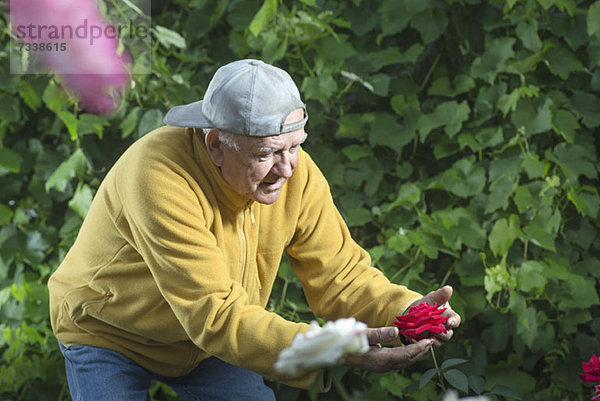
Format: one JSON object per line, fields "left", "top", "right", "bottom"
{"left": 286, "top": 153, "right": 422, "bottom": 328}
{"left": 119, "top": 148, "right": 322, "bottom": 388}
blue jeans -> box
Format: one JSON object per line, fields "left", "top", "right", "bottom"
{"left": 59, "top": 343, "right": 276, "bottom": 401}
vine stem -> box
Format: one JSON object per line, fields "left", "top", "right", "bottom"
{"left": 279, "top": 279, "right": 289, "bottom": 307}
{"left": 420, "top": 53, "right": 441, "bottom": 91}
{"left": 333, "top": 374, "right": 353, "bottom": 401}
{"left": 430, "top": 346, "right": 446, "bottom": 392}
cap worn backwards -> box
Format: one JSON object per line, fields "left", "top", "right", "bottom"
{"left": 163, "top": 59, "right": 307, "bottom": 136}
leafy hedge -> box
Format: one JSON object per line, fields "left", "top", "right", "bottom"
{"left": 1, "top": 0, "right": 599, "bottom": 400}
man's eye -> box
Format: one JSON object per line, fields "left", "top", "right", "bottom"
{"left": 254, "top": 153, "right": 273, "bottom": 161}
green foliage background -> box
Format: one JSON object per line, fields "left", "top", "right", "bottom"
{"left": 1, "top": 0, "right": 600, "bottom": 399}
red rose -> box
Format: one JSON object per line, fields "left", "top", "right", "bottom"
{"left": 580, "top": 354, "right": 600, "bottom": 383}
{"left": 393, "top": 302, "right": 449, "bottom": 342}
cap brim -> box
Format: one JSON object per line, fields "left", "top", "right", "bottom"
{"left": 163, "top": 100, "right": 212, "bottom": 128}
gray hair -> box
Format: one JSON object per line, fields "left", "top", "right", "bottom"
{"left": 202, "top": 128, "right": 241, "bottom": 151}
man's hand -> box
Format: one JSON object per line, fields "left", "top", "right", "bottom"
{"left": 345, "top": 327, "right": 433, "bottom": 373}
{"left": 410, "top": 285, "right": 461, "bottom": 346}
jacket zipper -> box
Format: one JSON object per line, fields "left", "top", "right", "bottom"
{"left": 241, "top": 201, "right": 261, "bottom": 290}
{"left": 238, "top": 208, "right": 247, "bottom": 284}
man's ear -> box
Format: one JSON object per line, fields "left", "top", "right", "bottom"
{"left": 204, "top": 129, "right": 224, "bottom": 167}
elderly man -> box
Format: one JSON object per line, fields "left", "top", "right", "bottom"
{"left": 48, "top": 59, "right": 460, "bottom": 400}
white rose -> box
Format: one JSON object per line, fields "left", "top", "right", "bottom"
{"left": 274, "top": 318, "right": 369, "bottom": 375}
{"left": 442, "top": 390, "right": 490, "bottom": 401}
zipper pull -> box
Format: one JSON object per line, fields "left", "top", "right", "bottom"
{"left": 248, "top": 202, "right": 255, "bottom": 225}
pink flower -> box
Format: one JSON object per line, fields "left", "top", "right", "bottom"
{"left": 393, "top": 302, "right": 449, "bottom": 342}
{"left": 592, "top": 385, "right": 600, "bottom": 401}
{"left": 580, "top": 354, "right": 600, "bottom": 383}
{"left": 9, "top": 0, "right": 131, "bottom": 114}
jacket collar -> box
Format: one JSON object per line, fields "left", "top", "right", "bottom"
{"left": 190, "top": 128, "right": 252, "bottom": 212}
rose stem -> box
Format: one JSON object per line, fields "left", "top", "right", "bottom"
{"left": 430, "top": 346, "right": 447, "bottom": 392}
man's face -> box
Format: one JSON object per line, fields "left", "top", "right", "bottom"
{"left": 214, "top": 108, "right": 307, "bottom": 205}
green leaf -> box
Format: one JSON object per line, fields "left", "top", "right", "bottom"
{"left": 248, "top": 0, "right": 277, "bottom": 32}
{"left": 511, "top": 97, "right": 553, "bottom": 136}
{"left": 566, "top": 186, "right": 600, "bottom": 218}
{"left": 345, "top": 207, "right": 371, "bottom": 227}
{"left": 154, "top": 25, "right": 186, "bottom": 49}
{"left": 262, "top": 30, "right": 288, "bottom": 63}
{"left": 57, "top": 111, "right": 79, "bottom": 141}
{"left": 316, "top": 36, "right": 357, "bottom": 60}
{"left": 387, "top": 232, "right": 411, "bottom": 254}
{"left": 560, "top": 308, "right": 591, "bottom": 334}
{"left": 78, "top": 114, "right": 108, "bottom": 139}
{"left": 443, "top": 369, "right": 469, "bottom": 393}
{"left": 419, "top": 368, "right": 437, "bottom": 389}
{"left": 550, "top": 109, "right": 578, "bottom": 143}
{"left": 18, "top": 81, "right": 42, "bottom": 111}
{"left": 516, "top": 20, "right": 541, "bottom": 51}
{"left": 388, "top": 183, "right": 421, "bottom": 210}
{"left": 25, "top": 231, "right": 50, "bottom": 264}
{"left": 45, "top": 148, "right": 89, "bottom": 193}
{"left": 379, "top": 0, "right": 432, "bottom": 36}
{"left": 420, "top": 207, "right": 486, "bottom": 250}
{"left": 560, "top": 275, "right": 600, "bottom": 309}
{"left": 511, "top": 293, "right": 538, "bottom": 347}
{"left": 341, "top": 145, "right": 372, "bottom": 161}
{"left": 365, "top": 73, "right": 390, "bottom": 97}
{"left": 513, "top": 185, "right": 535, "bottom": 215}
{"left": 0, "top": 203, "right": 13, "bottom": 225}
{"left": 11, "top": 283, "right": 29, "bottom": 303}
{"left": 137, "top": 109, "right": 164, "bottom": 138}
{"left": 489, "top": 215, "right": 521, "bottom": 257}
{"left": 470, "top": 37, "right": 516, "bottom": 83}
{"left": 42, "top": 80, "right": 68, "bottom": 113}
{"left": 0, "top": 148, "right": 23, "bottom": 174}
{"left": 379, "top": 372, "right": 412, "bottom": 396}
{"left": 369, "top": 113, "right": 413, "bottom": 153}
{"left": 301, "top": 75, "right": 338, "bottom": 101}
{"left": 567, "top": 218, "right": 597, "bottom": 250}
{"left": 391, "top": 94, "right": 420, "bottom": 116}
{"left": 490, "top": 384, "right": 523, "bottom": 400}
{"left": 517, "top": 261, "right": 547, "bottom": 292}
{"left": 398, "top": 43, "right": 425, "bottom": 64}
{"left": 523, "top": 208, "right": 560, "bottom": 252}
{"left": 571, "top": 91, "right": 600, "bottom": 128}
{"left": 366, "top": 47, "right": 403, "bottom": 69}
{"left": 553, "top": 143, "right": 597, "bottom": 183}
{"left": 521, "top": 154, "right": 546, "bottom": 179}
{"left": 545, "top": 41, "right": 583, "bottom": 79}
{"left": 411, "top": 8, "right": 448, "bottom": 44}
{"left": 486, "top": 175, "right": 516, "bottom": 213}
{"left": 468, "top": 375, "right": 486, "bottom": 394}
{"left": 336, "top": 114, "right": 373, "bottom": 139}
{"left": 490, "top": 155, "right": 521, "bottom": 186}
{"left": 120, "top": 107, "right": 140, "bottom": 138}
{"left": 418, "top": 101, "right": 470, "bottom": 141}
{"left": 588, "top": 1, "right": 600, "bottom": 39}
{"left": 428, "top": 75, "right": 475, "bottom": 97}
{"left": 0, "top": 95, "right": 20, "bottom": 124}
{"left": 440, "top": 158, "right": 486, "bottom": 198}
{"left": 459, "top": 127, "right": 503, "bottom": 153}
{"left": 68, "top": 183, "right": 94, "bottom": 219}
{"left": 441, "top": 358, "right": 469, "bottom": 370}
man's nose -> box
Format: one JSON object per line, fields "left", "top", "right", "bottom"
{"left": 272, "top": 151, "right": 294, "bottom": 179}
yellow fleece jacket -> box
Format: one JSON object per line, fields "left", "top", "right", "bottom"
{"left": 48, "top": 126, "right": 421, "bottom": 388}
